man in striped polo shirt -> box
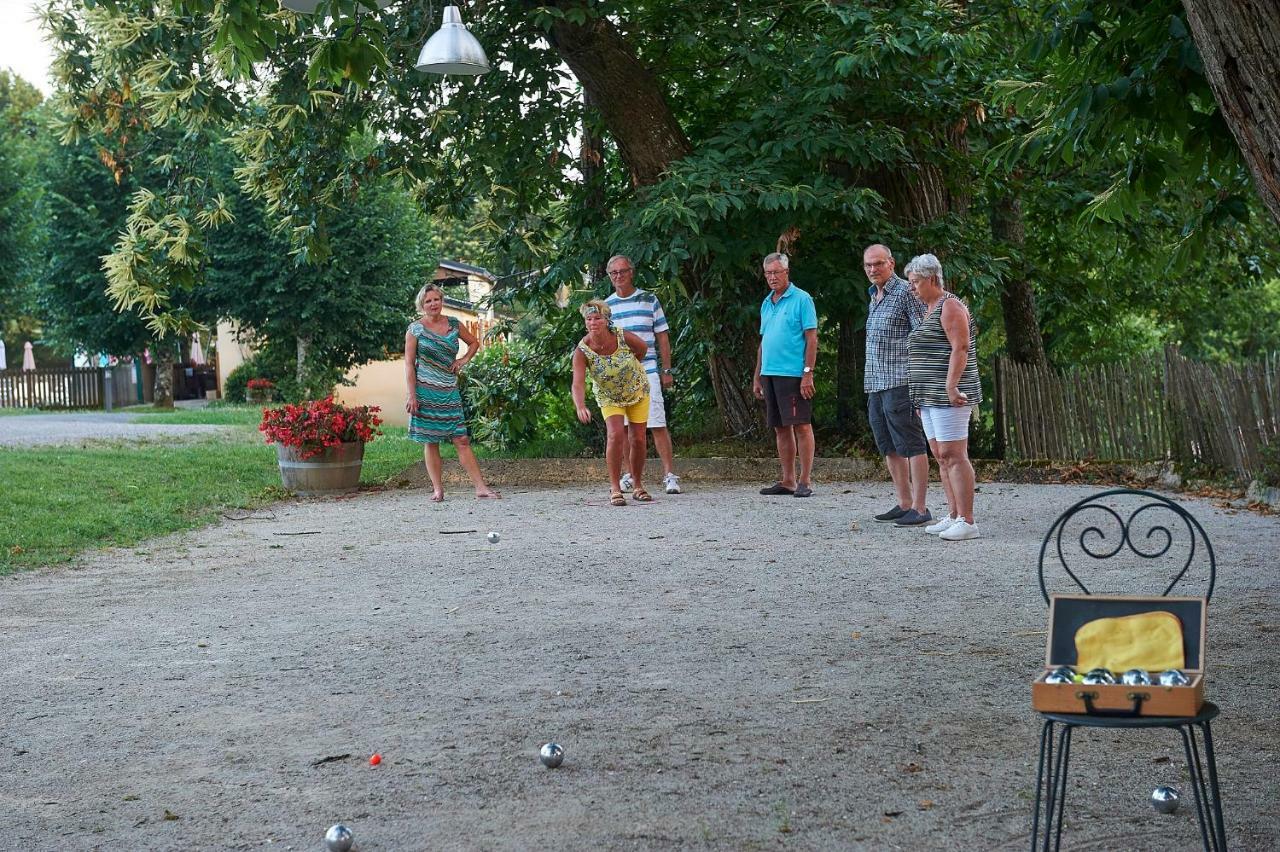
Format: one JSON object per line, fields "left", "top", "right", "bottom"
{"left": 605, "top": 254, "right": 682, "bottom": 494}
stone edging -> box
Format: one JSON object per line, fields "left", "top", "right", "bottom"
{"left": 387, "top": 457, "right": 1183, "bottom": 489}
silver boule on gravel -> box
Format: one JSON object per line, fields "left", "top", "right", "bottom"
{"left": 539, "top": 742, "right": 564, "bottom": 768}
{"left": 1151, "top": 785, "right": 1180, "bottom": 814}
{"left": 487, "top": 531, "right": 500, "bottom": 543}
{"left": 324, "top": 823, "right": 354, "bottom": 852}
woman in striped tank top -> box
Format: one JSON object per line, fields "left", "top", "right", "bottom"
{"left": 905, "top": 254, "right": 982, "bottom": 541}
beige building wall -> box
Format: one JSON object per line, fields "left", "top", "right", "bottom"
{"left": 215, "top": 321, "right": 253, "bottom": 395}
{"left": 333, "top": 306, "right": 478, "bottom": 427}
{"left": 216, "top": 262, "right": 497, "bottom": 416}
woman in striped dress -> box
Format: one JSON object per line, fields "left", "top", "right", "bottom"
{"left": 905, "top": 254, "right": 982, "bottom": 541}
{"left": 404, "top": 284, "right": 500, "bottom": 502}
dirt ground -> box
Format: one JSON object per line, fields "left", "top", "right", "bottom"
{"left": 2, "top": 481, "right": 1277, "bottom": 851}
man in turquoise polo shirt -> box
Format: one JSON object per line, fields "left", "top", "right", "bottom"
{"left": 752, "top": 252, "right": 819, "bottom": 497}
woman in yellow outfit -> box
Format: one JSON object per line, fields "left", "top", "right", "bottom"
{"left": 572, "top": 299, "right": 653, "bottom": 506}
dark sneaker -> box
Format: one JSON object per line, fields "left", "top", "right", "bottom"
{"left": 894, "top": 508, "right": 933, "bottom": 527}
{"left": 760, "top": 482, "right": 795, "bottom": 495}
{"left": 874, "top": 505, "right": 908, "bottom": 523}
{"left": 793, "top": 483, "right": 813, "bottom": 498}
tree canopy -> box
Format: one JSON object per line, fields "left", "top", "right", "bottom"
{"left": 26, "top": 0, "right": 1280, "bottom": 440}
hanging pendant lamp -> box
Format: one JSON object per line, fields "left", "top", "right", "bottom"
{"left": 415, "top": 5, "right": 490, "bottom": 75}
{"left": 280, "top": 0, "right": 394, "bottom": 14}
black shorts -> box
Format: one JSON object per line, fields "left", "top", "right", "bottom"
{"left": 761, "top": 375, "right": 812, "bottom": 427}
{"left": 867, "top": 384, "right": 927, "bottom": 457}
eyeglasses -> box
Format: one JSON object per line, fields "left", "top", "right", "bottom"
{"left": 607, "top": 268, "right": 633, "bottom": 277}
{"left": 864, "top": 260, "right": 890, "bottom": 269}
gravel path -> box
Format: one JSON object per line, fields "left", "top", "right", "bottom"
{"left": 2, "top": 482, "right": 1277, "bottom": 851}
{"left": 0, "top": 412, "right": 232, "bottom": 447}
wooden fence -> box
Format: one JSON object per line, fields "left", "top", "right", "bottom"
{"left": 998, "top": 349, "right": 1280, "bottom": 481}
{"left": 0, "top": 368, "right": 106, "bottom": 409}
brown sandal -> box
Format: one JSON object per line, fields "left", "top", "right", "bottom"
{"left": 610, "top": 491, "right": 627, "bottom": 507}
{"left": 632, "top": 488, "right": 653, "bottom": 502}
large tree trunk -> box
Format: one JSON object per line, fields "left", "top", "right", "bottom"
{"left": 296, "top": 333, "right": 312, "bottom": 397}
{"left": 990, "top": 193, "right": 1047, "bottom": 366}
{"left": 1182, "top": 0, "right": 1280, "bottom": 225}
{"left": 545, "top": 7, "right": 759, "bottom": 433}
{"left": 152, "top": 339, "right": 175, "bottom": 409}
{"left": 579, "top": 89, "right": 608, "bottom": 285}
{"left": 544, "top": 10, "right": 692, "bottom": 187}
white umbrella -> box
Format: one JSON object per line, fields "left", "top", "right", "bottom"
{"left": 22, "top": 341, "right": 36, "bottom": 371}
{"left": 190, "top": 333, "right": 206, "bottom": 366}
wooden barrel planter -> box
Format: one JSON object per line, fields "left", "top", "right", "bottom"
{"left": 276, "top": 442, "right": 365, "bottom": 495}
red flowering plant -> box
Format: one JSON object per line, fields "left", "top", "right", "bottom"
{"left": 246, "top": 378, "right": 276, "bottom": 390}
{"left": 259, "top": 397, "right": 383, "bottom": 460}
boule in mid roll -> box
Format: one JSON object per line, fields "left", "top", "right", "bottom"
{"left": 1150, "top": 785, "right": 1180, "bottom": 814}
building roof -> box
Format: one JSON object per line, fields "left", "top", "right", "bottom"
{"left": 435, "top": 259, "right": 496, "bottom": 281}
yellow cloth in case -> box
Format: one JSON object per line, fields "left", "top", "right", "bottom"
{"left": 1074, "top": 611, "right": 1186, "bottom": 673}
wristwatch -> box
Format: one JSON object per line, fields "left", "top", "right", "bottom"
{"left": 802, "top": 366, "right": 813, "bottom": 375}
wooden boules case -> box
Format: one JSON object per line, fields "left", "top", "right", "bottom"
{"left": 1032, "top": 595, "right": 1206, "bottom": 717}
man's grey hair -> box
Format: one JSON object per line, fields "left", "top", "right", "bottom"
{"left": 606, "top": 254, "right": 634, "bottom": 271}
{"left": 864, "top": 243, "right": 893, "bottom": 259}
{"left": 763, "top": 252, "right": 790, "bottom": 270}
{"left": 904, "top": 253, "right": 945, "bottom": 287}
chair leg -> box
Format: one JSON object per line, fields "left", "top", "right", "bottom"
{"left": 1199, "top": 721, "right": 1228, "bottom": 851}
{"left": 1051, "top": 725, "right": 1073, "bottom": 852}
{"left": 1031, "top": 720, "right": 1054, "bottom": 852}
{"left": 1179, "top": 725, "right": 1214, "bottom": 852}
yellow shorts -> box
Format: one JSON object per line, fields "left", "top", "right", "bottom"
{"left": 600, "top": 394, "right": 650, "bottom": 424}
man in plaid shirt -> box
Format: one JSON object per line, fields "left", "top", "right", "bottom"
{"left": 863, "top": 244, "right": 931, "bottom": 526}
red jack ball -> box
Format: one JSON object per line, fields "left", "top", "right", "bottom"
{"left": 369, "top": 753, "right": 382, "bottom": 766}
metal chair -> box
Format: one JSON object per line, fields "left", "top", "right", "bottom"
{"left": 1030, "top": 488, "right": 1227, "bottom": 851}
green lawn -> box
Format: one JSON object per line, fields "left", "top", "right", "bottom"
{"left": 0, "top": 408, "right": 427, "bottom": 573}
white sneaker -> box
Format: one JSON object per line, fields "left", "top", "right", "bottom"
{"left": 925, "top": 515, "right": 959, "bottom": 534}
{"left": 619, "top": 472, "right": 634, "bottom": 492}
{"left": 663, "top": 472, "right": 682, "bottom": 494}
{"left": 939, "top": 520, "right": 980, "bottom": 541}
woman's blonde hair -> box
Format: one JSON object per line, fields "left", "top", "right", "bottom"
{"left": 579, "top": 298, "right": 612, "bottom": 320}
{"left": 415, "top": 283, "right": 445, "bottom": 312}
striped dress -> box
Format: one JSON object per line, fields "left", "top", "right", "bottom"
{"left": 408, "top": 318, "right": 468, "bottom": 444}
{"left": 906, "top": 294, "right": 982, "bottom": 408}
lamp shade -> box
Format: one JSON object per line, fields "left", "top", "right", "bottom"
{"left": 415, "top": 6, "right": 490, "bottom": 75}
{"left": 280, "top": 0, "right": 394, "bottom": 14}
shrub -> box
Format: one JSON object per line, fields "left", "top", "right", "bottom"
{"left": 463, "top": 339, "right": 593, "bottom": 452}
{"left": 259, "top": 397, "right": 383, "bottom": 459}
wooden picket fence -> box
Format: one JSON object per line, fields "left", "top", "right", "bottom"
{"left": 0, "top": 368, "right": 106, "bottom": 409}
{"left": 997, "top": 348, "right": 1280, "bottom": 481}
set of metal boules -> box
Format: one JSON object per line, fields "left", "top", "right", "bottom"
{"left": 1045, "top": 666, "right": 1192, "bottom": 686}
{"left": 319, "top": 743, "right": 562, "bottom": 847}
